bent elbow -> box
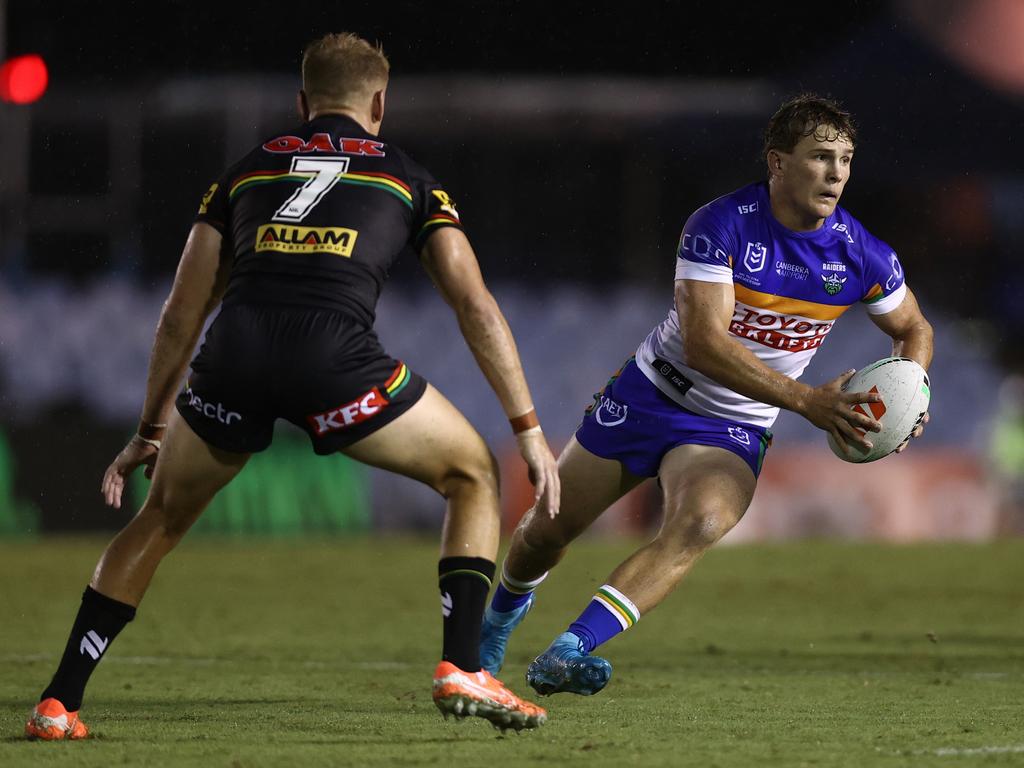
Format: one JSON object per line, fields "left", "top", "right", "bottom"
{"left": 920, "top": 317, "right": 935, "bottom": 343}
{"left": 455, "top": 291, "right": 499, "bottom": 325}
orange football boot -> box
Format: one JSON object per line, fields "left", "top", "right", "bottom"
{"left": 25, "top": 697, "right": 89, "bottom": 740}
{"left": 432, "top": 660, "right": 547, "bottom": 731}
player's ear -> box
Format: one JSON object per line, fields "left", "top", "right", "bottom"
{"left": 767, "top": 149, "right": 784, "bottom": 178}
{"left": 297, "top": 90, "right": 310, "bottom": 121}
{"left": 371, "top": 87, "right": 386, "bottom": 125}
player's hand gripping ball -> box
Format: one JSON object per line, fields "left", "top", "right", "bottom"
{"left": 828, "top": 357, "right": 930, "bottom": 463}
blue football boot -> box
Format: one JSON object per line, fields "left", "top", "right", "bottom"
{"left": 479, "top": 594, "right": 534, "bottom": 675}
{"left": 526, "top": 632, "right": 613, "bottom": 696}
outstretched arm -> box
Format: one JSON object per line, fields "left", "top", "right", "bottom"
{"left": 869, "top": 286, "right": 934, "bottom": 452}
{"left": 677, "top": 278, "right": 884, "bottom": 453}
{"left": 420, "top": 227, "right": 560, "bottom": 518}
{"left": 101, "top": 223, "right": 231, "bottom": 508}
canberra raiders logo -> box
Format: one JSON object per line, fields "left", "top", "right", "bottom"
{"left": 821, "top": 272, "right": 848, "bottom": 296}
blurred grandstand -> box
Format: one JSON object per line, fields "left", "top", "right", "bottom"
{"left": 0, "top": 0, "right": 1021, "bottom": 537}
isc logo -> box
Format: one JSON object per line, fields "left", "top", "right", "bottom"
{"left": 737, "top": 202, "right": 758, "bottom": 214}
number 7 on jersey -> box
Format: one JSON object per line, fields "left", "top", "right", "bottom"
{"left": 274, "top": 157, "right": 350, "bottom": 222}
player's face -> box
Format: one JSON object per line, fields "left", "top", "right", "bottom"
{"left": 771, "top": 127, "right": 854, "bottom": 230}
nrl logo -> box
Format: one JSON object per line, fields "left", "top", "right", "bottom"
{"left": 743, "top": 242, "right": 768, "bottom": 273}
{"left": 821, "top": 272, "right": 848, "bottom": 296}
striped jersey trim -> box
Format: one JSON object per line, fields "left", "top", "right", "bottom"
{"left": 337, "top": 173, "right": 412, "bottom": 207}
{"left": 594, "top": 585, "right": 640, "bottom": 630}
{"left": 418, "top": 214, "right": 462, "bottom": 234}
{"left": 229, "top": 171, "right": 307, "bottom": 199}
{"left": 228, "top": 169, "right": 413, "bottom": 208}
{"left": 385, "top": 363, "right": 411, "bottom": 397}
{"left": 863, "top": 282, "right": 907, "bottom": 316}
{"left": 349, "top": 171, "right": 411, "bottom": 194}
{"left": 734, "top": 284, "right": 850, "bottom": 321}
{"left": 863, "top": 283, "right": 885, "bottom": 303}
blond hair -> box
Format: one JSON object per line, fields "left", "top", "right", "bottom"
{"left": 301, "top": 33, "right": 390, "bottom": 111}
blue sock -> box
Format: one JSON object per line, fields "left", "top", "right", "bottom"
{"left": 489, "top": 564, "right": 547, "bottom": 613}
{"left": 567, "top": 584, "right": 640, "bottom": 653}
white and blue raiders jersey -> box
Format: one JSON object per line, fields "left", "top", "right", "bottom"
{"left": 636, "top": 181, "right": 907, "bottom": 428}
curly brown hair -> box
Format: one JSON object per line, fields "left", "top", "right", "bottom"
{"left": 762, "top": 94, "right": 857, "bottom": 163}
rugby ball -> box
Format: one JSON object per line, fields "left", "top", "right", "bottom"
{"left": 827, "top": 357, "right": 930, "bottom": 463}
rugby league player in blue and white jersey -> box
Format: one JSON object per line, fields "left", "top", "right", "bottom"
{"left": 479, "top": 94, "right": 935, "bottom": 696}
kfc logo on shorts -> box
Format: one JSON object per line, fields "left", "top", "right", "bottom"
{"left": 309, "top": 388, "right": 388, "bottom": 435}
{"left": 594, "top": 396, "right": 628, "bottom": 427}
{"left": 727, "top": 426, "right": 751, "bottom": 445}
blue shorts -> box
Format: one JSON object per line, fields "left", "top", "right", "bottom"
{"left": 575, "top": 359, "right": 772, "bottom": 478}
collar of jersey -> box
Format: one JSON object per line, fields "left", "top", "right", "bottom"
{"left": 307, "top": 112, "right": 370, "bottom": 137}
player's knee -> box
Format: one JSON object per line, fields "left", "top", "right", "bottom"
{"left": 138, "top": 495, "right": 195, "bottom": 543}
{"left": 435, "top": 444, "right": 500, "bottom": 501}
{"left": 663, "top": 501, "right": 741, "bottom": 551}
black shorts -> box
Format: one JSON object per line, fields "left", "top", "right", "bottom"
{"left": 175, "top": 304, "right": 427, "bottom": 454}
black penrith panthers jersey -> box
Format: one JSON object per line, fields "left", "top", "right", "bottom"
{"left": 195, "top": 114, "right": 463, "bottom": 326}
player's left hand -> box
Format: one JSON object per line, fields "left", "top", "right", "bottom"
{"left": 894, "top": 411, "right": 929, "bottom": 454}
{"left": 516, "top": 428, "right": 560, "bottom": 519}
{"left": 101, "top": 436, "right": 159, "bottom": 509}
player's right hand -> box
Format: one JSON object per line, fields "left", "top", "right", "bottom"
{"left": 799, "top": 369, "right": 882, "bottom": 454}
{"left": 515, "top": 429, "right": 561, "bottom": 519}
{"left": 101, "top": 436, "right": 159, "bottom": 509}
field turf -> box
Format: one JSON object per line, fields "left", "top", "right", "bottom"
{"left": 1, "top": 537, "right": 1022, "bottom": 767}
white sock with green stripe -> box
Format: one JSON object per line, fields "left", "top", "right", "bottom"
{"left": 567, "top": 585, "right": 640, "bottom": 653}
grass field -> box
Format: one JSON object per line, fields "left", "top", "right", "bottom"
{"left": 1, "top": 537, "right": 1023, "bottom": 767}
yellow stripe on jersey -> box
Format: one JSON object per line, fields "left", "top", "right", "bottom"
{"left": 341, "top": 172, "right": 413, "bottom": 203}
{"left": 734, "top": 284, "right": 851, "bottom": 321}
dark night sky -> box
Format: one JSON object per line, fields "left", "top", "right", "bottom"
{"left": 9, "top": 1, "right": 892, "bottom": 83}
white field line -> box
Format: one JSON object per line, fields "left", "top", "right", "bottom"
{"left": 927, "top": 745, "right": 1024, "bottom": 757}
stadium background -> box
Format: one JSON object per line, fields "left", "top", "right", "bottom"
{"left": 1, "top": 0, "right": 1023, "bottom": 540}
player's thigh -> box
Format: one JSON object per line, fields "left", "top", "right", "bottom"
{"left": 656, "top": 443, "right": 756, "bottom": 546}
{"left": 340, "top": 383, "right": 494, "bottom": 491}
{"left": 520, "top": 435, "right": 645, "bottom": 546}
{"left": 146, "top": 410, "right": 250, "bottom": 518}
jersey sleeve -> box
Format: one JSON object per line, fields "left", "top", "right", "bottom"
{"left": 859, "top": 233, "right": 907, "bottom": 315}
{"left": 193, "top": 172, "right": 231, "bottom": 234}
{"left": 674, "top": 204, "right": 736, "bottom": 284}
{"left": 403, "top": 155, "right": 466, "bottom": 252}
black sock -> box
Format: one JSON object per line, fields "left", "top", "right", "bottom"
{"left": 438, "top": 556, "right": 495, "bottom": 672}
{"left": 40, "top": 586, "right": 137, "bottom": 711}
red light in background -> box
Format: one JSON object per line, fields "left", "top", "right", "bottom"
{"left": 0, "top": 55, "right": 49, "bottom": 104}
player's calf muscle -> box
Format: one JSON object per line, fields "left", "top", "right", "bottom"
{"left": 519, "top": 510, "right": 578, "bottom": 552}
